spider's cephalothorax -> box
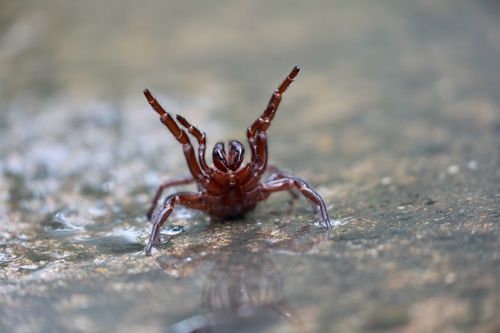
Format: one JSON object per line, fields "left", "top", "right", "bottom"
{"left": 143, "top": 66, "right": 332, "bottom": 255}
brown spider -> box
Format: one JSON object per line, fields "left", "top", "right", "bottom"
{"left": 143, "top": 66, "right": 332, "bottom": 255}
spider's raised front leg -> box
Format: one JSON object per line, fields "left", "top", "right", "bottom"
{"left": 247, "top": 66, "right": 300, "bottom": 140}
{"left": 144, "top": 90, "right": 218, "bottom": 192}
{"left": 147, "top": 176, "right": 195, "bottom": 220}
{"left": 244, "top": 66, "right": 299, "bottom": 181}
{"left": 261, "top": 175, "right": 332, "bottom": 228}
{"left": 146, "top": 192, "right": 206, "bottom": 255}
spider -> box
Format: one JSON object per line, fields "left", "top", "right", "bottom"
{"left": 143, "top": 66, "right": 332, "bottom": 255}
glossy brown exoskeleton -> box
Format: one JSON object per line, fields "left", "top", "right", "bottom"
{"left": 143, "top": 66, "right": 332, "bottom": 255}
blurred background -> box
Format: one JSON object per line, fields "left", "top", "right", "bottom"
{"left": 1, "top": 1, "right": 499, "bottom": 332}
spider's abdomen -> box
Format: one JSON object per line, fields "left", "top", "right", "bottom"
{"left": 206, "top": 183, "right": 260, "bottom": 218}
{"left": 207, "top": 202, "right": 258, "bottom": 219}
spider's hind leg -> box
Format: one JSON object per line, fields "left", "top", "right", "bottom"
{"left": 265, "top": 165, "right": 299, "bottom": 200}
{"left": 265, "top": 166, "right": 320, "bottom": 213}
{"left": 261, "top": 175, "right": 332, "bottom": 228}
{"left": 147, "top": 176, "right": 195, "bottom": 220}
{"left": 146, "top": 192, "right": 206, "bottom": 255}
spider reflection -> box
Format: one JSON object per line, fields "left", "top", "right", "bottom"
{"left": 155, "top": 225, "right": 328, "bottom": 333}
{"left": 161, "top": 251, "right": 302, "bottom": 333}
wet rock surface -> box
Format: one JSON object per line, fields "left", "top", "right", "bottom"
{"left": 1, "top": 1, "right": 499, "bottom": 332}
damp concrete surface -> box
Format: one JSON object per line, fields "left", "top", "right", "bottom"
{"left": 0, "top": 1, "right": 499, "bottom": 332}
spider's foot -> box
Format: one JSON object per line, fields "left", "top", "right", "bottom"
{"left": 151, "top": 233, "right": 162, "bottom": 246}
{"left": 145, "top": 232, "right": 162, "bottom": 256}
{"left": 145, "top": 241, "right": 153, "bottom": 256}
{"left": 322, "top": 218, "right": 333, "bottom": 229}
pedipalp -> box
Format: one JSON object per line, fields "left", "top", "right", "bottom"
{"left": 175, "top": 114, "right": 211, "bottom": 174}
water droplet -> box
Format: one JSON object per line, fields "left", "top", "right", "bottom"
{"left": 330, "top": 219, "right": 344, "bottom": 227}
{"left": 447, "top": 164, "right": 459, "bottom": 174}
{"left": 164, "top": 225, "right": 184, "bottom": 236}
{"left": 0, "top": 253, "right": 10, "bottom": 263}
{"left": 380, "top": 176, "right": 392, "bottom": 185}
{"left": 19, "top": 264, "right": 39, "bottom": 270}
{"left": 467, "top": 160, "right": 477, "bottom": 170}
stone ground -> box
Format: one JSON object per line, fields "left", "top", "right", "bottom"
{"left": 0, "top": 1, "right": 499, "bottom": 332}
